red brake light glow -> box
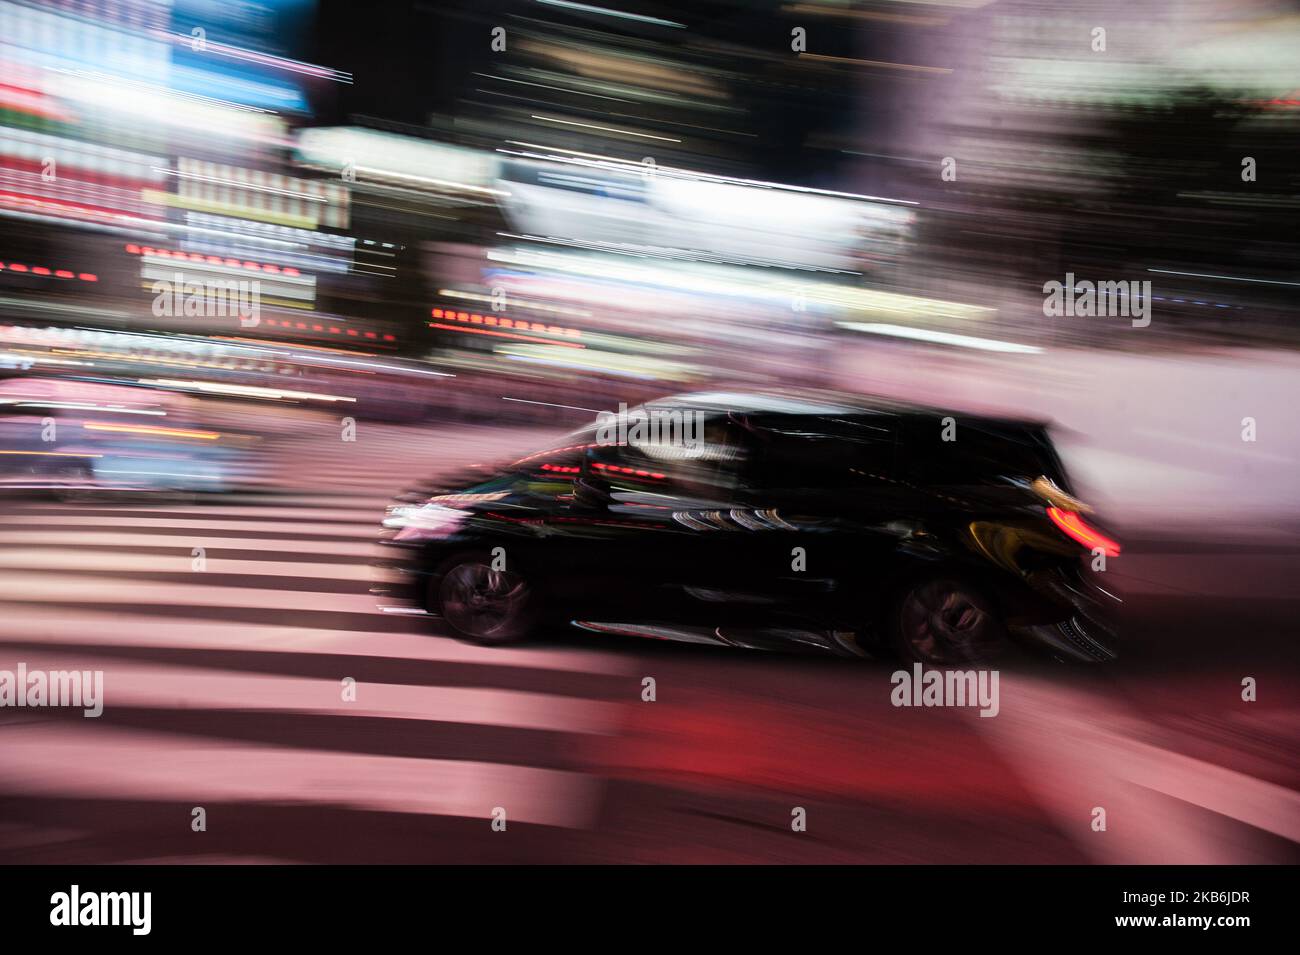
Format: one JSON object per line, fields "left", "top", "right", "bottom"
{"left": 431, "top": 305, "right": 582, "bottom": 340}
{"left": 1046, "top": 506, "right": 1120, "bottom": 557}
{"left": 1, "top": 262, "right": 96, "bottom": 281}
{"left": 593, "top": 462, "right": 665, "bottom": 480}
{"left": 125, "top": 244, "right": 301, "bottom": 276}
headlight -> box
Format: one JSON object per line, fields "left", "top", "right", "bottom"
{"left": 384, "top": 503, "right": 471, "bottom": 539}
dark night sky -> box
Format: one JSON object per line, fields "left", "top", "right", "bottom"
{"left": 306, "top": 0, "right": 474, "bottom": 125}
{"left": 303, "top": 0, "right": 871, "bottom": 183}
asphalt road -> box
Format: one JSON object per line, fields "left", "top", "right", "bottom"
{"left": 1, "top": 413, "right": 1296, "bottom": 863}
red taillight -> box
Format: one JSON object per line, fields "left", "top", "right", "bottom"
{"left": 1046, "top": 506, "right": 1120, "bottom": 557}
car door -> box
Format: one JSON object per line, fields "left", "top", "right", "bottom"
{"left": 723, "top": 412, "right": 907, "bottom": 629}
{"left": 565, "top": 410, "right": 754, "bottom": 625}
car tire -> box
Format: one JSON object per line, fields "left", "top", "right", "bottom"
{"left": 429, "top": 550, "right": 537, "bottom": 645}
{"left": 890, "top": 574, "right": 1009, "bottom": 666}
{"left": 50, "top": 461, "right": 96, "bottom": 503}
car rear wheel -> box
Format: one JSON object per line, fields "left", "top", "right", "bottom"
{"left": 431, "top": 552, "right": 536, "bottom": 644}
{"left": 891, "top": 576, "right": 1008, "bottom": 666}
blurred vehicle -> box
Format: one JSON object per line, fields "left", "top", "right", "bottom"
{"left": 0, "top": 377, "right": 256, "bottom": 499}
{"left": 378, "top": 392, "right": 1122, "bottom": 664}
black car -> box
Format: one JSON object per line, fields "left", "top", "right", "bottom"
{"left": 377, "top": 392, "right": 1121, "bottom": 664}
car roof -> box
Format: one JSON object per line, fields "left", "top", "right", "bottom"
{"left": 650, "top": 390, "right": 880, "bottom": 416}
{"left": 647, "top": 389, "right": 1054, "bottom": 430}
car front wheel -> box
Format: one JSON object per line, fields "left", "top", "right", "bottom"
{"left": 431, "top": 552, "right": 536, "bottom": 644}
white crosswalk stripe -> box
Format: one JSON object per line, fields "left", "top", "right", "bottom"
{"left": 0, "top": 422, "right": 630, "bottom": 841}
{"left": 3, "top": 726, "right": 602, "bottom": 830}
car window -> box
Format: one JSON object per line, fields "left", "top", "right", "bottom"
{"left": 902, "top": 417, "right": 1059, "bottom": 486}
{"left": 744, "top": 414, "right": 897, "bottom": 490}
{"left": 511, "top": 444, "right": 587, "bottom": 479}
{"left": 588, "top": 412, "right": 748, "bottom": 502}
{"left": 507, "top": 424, "right": 598, "bottom": 473}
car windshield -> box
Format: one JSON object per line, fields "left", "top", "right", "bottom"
{"left": 586, "top": 410, "right": 748, "bottom": 500}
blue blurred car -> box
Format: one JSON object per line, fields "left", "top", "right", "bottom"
{"left": 0, "top": 377, "right": 257, "bottom": 499}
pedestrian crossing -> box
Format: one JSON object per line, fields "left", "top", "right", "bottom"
{"left": 974, "top": 674, "right": 1300, "bottom": 863}
{"left": 2, "top": 418, "right": 1297, "bottom": 862}
{"left": 0, "top": 421, "right": 631, "bottom": 861}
